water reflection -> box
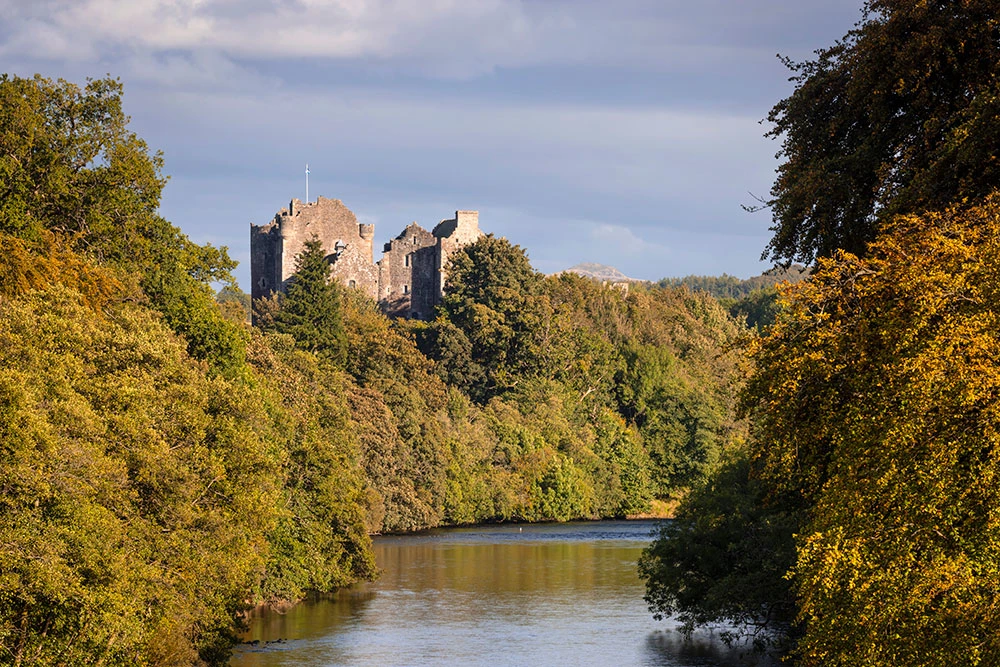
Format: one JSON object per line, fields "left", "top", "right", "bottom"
{"left": 233, "top": 521, "right": 774, "bottom": 666}
{"left": 643, "top": 631, "right": 779, "bottom": 666}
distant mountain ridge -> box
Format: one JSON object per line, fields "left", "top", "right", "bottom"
{"left": 563, "top": 262, "right": 641, "bottom": 282}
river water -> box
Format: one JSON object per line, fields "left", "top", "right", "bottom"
{"left": 232, "top": 520, "right": 772, "bottom": 666}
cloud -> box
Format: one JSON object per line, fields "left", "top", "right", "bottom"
{"left": 129, "top": 83, "right": 775, "bottom": 222}
{"left": 0, "top": 0, "right": 862, "bottom": 86}
{"left": 125, "top": 51, "right": 280, "bottom": 90}
{"left": 590, "top": 222, "right": 667, "bottom": 256}
{"left": 0, "top": 0, "right": 861, "bottom": 289}
{"left": 1, "top": 0, "right": 535, "bottom": 71}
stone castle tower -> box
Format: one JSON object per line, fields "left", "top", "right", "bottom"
{"left": 250, "top": 197, "right": 482, "bottom": 320}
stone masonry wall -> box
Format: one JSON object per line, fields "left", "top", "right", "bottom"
{"left": 378, "top": 222, "right": 438, "bottom": 319}
{"left": 250, "top": 197, "right": 378, "bottom": 301}
{"left": 433, "top": 210, "right": 481, "bottom": 295}
{"left": 251, "top": 199, "right": 482, "bottom": 320}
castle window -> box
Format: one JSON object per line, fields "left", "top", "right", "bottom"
{"left": 403, "top": 285, "right": 409, "bottom": 294}
{"left": 405, "top": 253, "right": 412, "bottom": 267}
{"left": 412, "top": 237, "right": 418, "bottom": 245}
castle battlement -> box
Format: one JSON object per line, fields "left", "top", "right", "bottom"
{"left": 251, "top": 199, "right": 482, "bottom": 321}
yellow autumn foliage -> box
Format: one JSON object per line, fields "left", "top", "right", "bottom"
{"left": 745, "top": 195, "right": 1000, "bottom": 666}
{"left": 0, "top": 232, "right": 123, "bottom": 308}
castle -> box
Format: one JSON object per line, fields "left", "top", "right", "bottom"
{"left": 250, "top": 197, "right": 483, "bottom": 320}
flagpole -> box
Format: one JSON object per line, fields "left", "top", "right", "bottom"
{"left": 305, "top": 164, "right": 310, "bottom": 203}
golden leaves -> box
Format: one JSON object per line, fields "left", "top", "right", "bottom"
{"left": 746, "top": 194, "right": 1000, "bottom": 666}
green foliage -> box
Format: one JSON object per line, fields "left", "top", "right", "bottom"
{"left": 143, "top": 263, "right": 247, "bottom": 378}
{"left": 244, "top": 332, "right": 375, "bottom": 601}
{"left": 765, "top": 0, "right": 1000, "bottom": 264}
{"left": 0, "top": 71, "right": 761, "bottom": 662}
{"left": 616, "top": 343, "right": 707, "bottom": 492}
{"left": 0, "top": 73, "right": 375, "bottom": 662}
{"left": 440, "top": 234, "right": 554, "bottom": 400}
{"left": 658, "top": 264, "right": 809, "bottom": 299}
{"left": 272, "top": 237, "right": 347, "bottom": 366}
{"left": 0, "top": 231, "right": 123, "bottom": 307}
{"left": 639, "top": 452, "right": 798, "bottom": 649}
{"left": 0, "top": 73, "right": 244, "bottom": 376}
{"left": 727, "top": 286, "right": 781, "bottom": 331}
{"left": 648, "top": 6, "right": 1000, "bottom": 660}
{"left": 591, "top": 409, "right": 653, "bottom": 517}
{"left": 341, "top": 290, "right": 451, "bottom": 531}
{"left": 0, "top": 283, "right": 377, "bottom": 665}
{"left": 437, "top": 241, "right": 744, "bottom": 507}
{"left": 412, "top": 319, "right": 485, "bottom": 392}
{"left": 0, "top": 74, "right": 163, "bottom": 250}
{"left": 534, "top": 454, "right": 594, "bottom": 523}
{"left": 339, "top": 258, "right": 744, "bottom": 529}
{"left": 744, "top": 196, "right": 1000, "bottom": 666}
{"left": 0, "top": 287, "right": 280, "bottom": 665}
{"left": 216, "top": 285, "right": 251, "bottom": 323}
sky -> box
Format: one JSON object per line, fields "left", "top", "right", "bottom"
{"left": 1, "top": 0, "right": 864, "bottom": 288}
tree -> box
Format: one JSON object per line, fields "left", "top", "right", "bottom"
{"left": 0, "top": 75, "right": 163, "bottom": 248}
{"left": 0, "top": 74, "right": 245, "bottom": 376}
{"left": 764, "top": 0, "right": 1000, "bottom": 264}
{"left": 273, "top": 237, "right": 347, "bottom": 365}
{"left": 412, "top": 319, "right": 485, "bottom": 392}
{"left": 0, "top": 286, "right": 281, "bottom": 665}
{"left": 0, "top": 74, "right": 383, "bottom": 665}
{"left": 639, "top": 452, "right": 798, "bottom": 650}
{"left": 615, "top": 343, "right": 725, "bottom": 492}
{"left": 243, "top": 331, "right": 376, "bottom": 602}
{"left": 439, "top": 235, "right": 553, "bottom": 400}
{"left": 0, "top": 74, "right": 229, "bottom": 277}
{"left": 728, "top": 287, "right": 781, "bottom": 331}
{"left": 744, "top": 195, "right": 1000, "bottom": 666}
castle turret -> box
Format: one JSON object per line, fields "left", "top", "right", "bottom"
{"left": 434, "top": 210, "right": 483, "bottom": 297}
{"left": 359, "top": 223, "right": 375, "bottom": 262}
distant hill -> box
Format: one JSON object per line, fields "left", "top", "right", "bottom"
{"left": 658, "top": 264, "right": 810, "bottom": 299}
{"left": 563, "top": 262, "right": 640, "bottom": 282}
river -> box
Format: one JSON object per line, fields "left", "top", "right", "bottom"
{"left": 231, "top": 520, "right": 773, "bottom": 666}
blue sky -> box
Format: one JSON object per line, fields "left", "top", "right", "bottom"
{"left": 2, "top": 0, "right": 863, "bottom": 288}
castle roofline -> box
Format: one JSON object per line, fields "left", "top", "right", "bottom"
{"left": 395, "top": 221, "right": 431, "bottom": 239}
{"left": 433, "top": 210, "right": 478, "bottom": 239}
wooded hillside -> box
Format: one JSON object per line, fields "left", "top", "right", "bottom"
{"left": 0, "top": 73, "right": 750, "bottom": 665}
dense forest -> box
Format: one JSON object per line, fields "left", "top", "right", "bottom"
{"left": 640, "top": 1, "right": 1000, "bottom": 665}
{"left": 659, "top": 264, "right": 809, "bottom": 331}
{"left": 0, "top": 74, "right": 750, "bottom": 665}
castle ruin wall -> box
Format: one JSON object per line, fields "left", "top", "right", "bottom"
{"left": 251, "top": 199, "right": 483, "bottom": 320}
